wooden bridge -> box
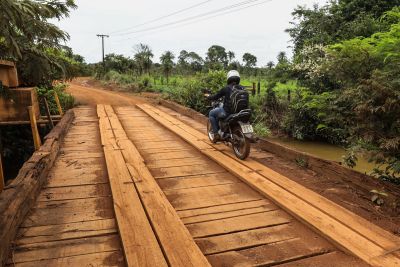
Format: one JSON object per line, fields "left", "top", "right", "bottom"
{"left": 1, "top": 103, "right": 400, "bottom": 266}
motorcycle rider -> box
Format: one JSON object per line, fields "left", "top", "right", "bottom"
{"left": 207, "top": 70, "right": 244, "bottom": 140}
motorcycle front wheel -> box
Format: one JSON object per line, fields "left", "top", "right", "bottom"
{"left": 232, "top": 126, "right": 250, "bottom": 160}
{"left": 207, "top": 120, "right": 218, "bottom": 143}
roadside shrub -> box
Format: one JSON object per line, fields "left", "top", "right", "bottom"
{"left": 36, "top": 83, "right": 74, "bottom": 114}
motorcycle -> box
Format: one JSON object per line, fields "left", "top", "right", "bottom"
{"left": 204, "top": 90, "right": 256, "bottom": 160}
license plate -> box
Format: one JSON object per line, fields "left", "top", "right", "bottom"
{"left": 240, "top": 123, "right": 254, "bottom": 134}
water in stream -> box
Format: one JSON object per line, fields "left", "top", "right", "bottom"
{"left": 269, "top": 137, "right": 379, "bottom": 175}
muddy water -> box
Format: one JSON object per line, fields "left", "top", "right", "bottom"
{"left": 269, "top": 137, "right": 378, "bottom": 175}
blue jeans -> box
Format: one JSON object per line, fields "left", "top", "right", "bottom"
{"left": 209, "top": 107, "right": 227, "bottom": 133}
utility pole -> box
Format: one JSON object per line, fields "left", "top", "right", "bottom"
{"left": 96, "top": 34, "right": 109, "bottom": 67}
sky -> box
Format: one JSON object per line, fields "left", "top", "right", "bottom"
{"left": 54, "top": 0, "right": 328, "bottom": 66}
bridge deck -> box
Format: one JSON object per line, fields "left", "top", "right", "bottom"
{"left": 7, "top": 104, "right": 398, "bottom": 266}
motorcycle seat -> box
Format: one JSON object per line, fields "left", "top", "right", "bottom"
{"left": 224, "top": 109, "right": 252, "bottom": 123}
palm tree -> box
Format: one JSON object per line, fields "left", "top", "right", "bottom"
{"left": 160, "top": 51, "right": 175, "bottom": 84}
{"left": 134, "top": 43, "right": 153, "bottom": 75}
{"left": 227, "top": 51, "right": 235, "bottom": 63}
{"left": 0, "top": 0, "right": 77, "bottom": 59}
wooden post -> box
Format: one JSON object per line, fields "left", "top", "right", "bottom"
{"left": 252, "top": 82, "right": 256, "bottom": 96}
{"left": 288, "top": 89, "right": 291, "bottom": 102}
{"left": 28, "top": 106, "right": 41, "bottom": 150}
{"left": 257, "top": 81, "right": 261, "bottom": 95}
{"left": 53, "top": 91, "right": 63, "bottom": 116}
{"left": 0, "top": 145, "right": 4, "bottom": 193}
{"left": 42, "top": 97, "right": 54, "bottom": 129}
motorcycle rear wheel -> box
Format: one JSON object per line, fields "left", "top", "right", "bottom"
{"left": 232, "top": 126, "right": 250, "bottom": 160}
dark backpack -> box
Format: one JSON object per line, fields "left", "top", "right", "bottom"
{"left": 230, "top": 85, "right": 249, "bottom": 113}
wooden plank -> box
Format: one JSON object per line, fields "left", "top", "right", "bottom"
{"left": 37, "top": 184, "right": 112, "bottom": 202}
{"left": 158, "top": 172, "right": 238, "bottom": 191}
{"left": 177, "top": 199, "right": 271, "bottom": 218}
{"left": 6, "top": 251, "right": 125, "bottom": 267}
{"left": 196, "top": 224, "right": 299, "bottom": 255}
{"left": 146, "top": 157, "right": 210, "bottom": 168}
{"left": 164, "top": 183, "right": 262, "bottom": 210}
{"left": 103, "top": 148, "right": 167, "bottom": 267}
{"left": 103, "top": 105, "right": 210, "bottom": 266}
{"left": 278, "top": 251, "right": 370, "bottom": 267}
{"left": 137, "top": 104, "right": 400, "bottom": 266}
{"left": 99, "top": 109, "right": 167, "bottom": 267}
{"left": 9, "top": 235, "right": 121, "bottom": 264}
{"left": 16, "top": 219, "right": 117, "bottom": 245}
{"left": 186, "top": 210, "right": 291, "bottom": 238}
{"left": 22, "top": 208, "right": 114, "bottom": 227}
{"left": 206, "top": 238, "right": 334, "bottom": 267}
{"left": 182, "top": 204, "right": 277, "bottom": 224}
{"left": 33, "top": 196, "right": 112, "bottom": 210}
{"left": 151, "top": 164, "right": 225, "bottom": 179}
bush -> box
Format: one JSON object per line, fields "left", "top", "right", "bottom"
{"left": 36, "top": 83, "right": 74, "bottom": 114}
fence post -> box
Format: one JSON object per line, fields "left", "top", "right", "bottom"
{"left": 288, "top": 89, "right": 291, "bottom": 102}
{"left": 257, "top": 81, "right": 261, "bottom": 95}
{"left": 53, "top": 91, "right": 64, "bottom": 116}
{"left": 28, "top": 106, "right": 42, "bottom": 151}
{"left": 252, "top": 82, "right": 256, "bottom": 96}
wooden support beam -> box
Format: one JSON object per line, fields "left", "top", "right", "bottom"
{"left": 28, "top": 106, "right": 41, "bottom": 150}
{"left": 137, "top": 104, "right": 400, "bottom": 267}
{"left": 53, "top": 91, "right": 63, "bottom": 116}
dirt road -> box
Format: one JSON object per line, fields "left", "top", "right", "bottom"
{"left": 67, "top": 78, "right": 149, "bottom": 106}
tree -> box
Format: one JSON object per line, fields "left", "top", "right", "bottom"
{"left": 160, "top": 51, "right": 175, "bottom": 83}
{"left": 277, "top": 51, "right": 288, "bottom": 64}
{"left": 266, "top": 61, "right": 275, "bottom": 69}
{"left": 104, "top": 54, "right": 134, "bottom": 73}
{"left": 187, "top": 52, "right": 203, "bottom": 72}
{"left": 0, "top": 0, "right": 77, "bottom": 59}
{"left": 286, "top": 0, "right": 400, "bottom": 54}
{"left": 242, "top": 53, "right": 257, "bottom": 68}
{"left": 0, "top": 0, "right": 79, "bottom": 86}
{"left": 134, "top": 43, "right": 153, "bottom": 75}
{"left": 227, "top": 51, "right": 235, "bottom": 63}
{"left": 206, "top": 45, "right": 228, "bottom": 69}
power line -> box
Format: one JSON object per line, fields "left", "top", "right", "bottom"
{"left": 108, "top": 0, "right": 214, "bottom": 35}
{"left": 113, "top": 0, "right": 262, "bottom": 37}
{"left": 111, "top": 0, "right": 272, "bottom": 42}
